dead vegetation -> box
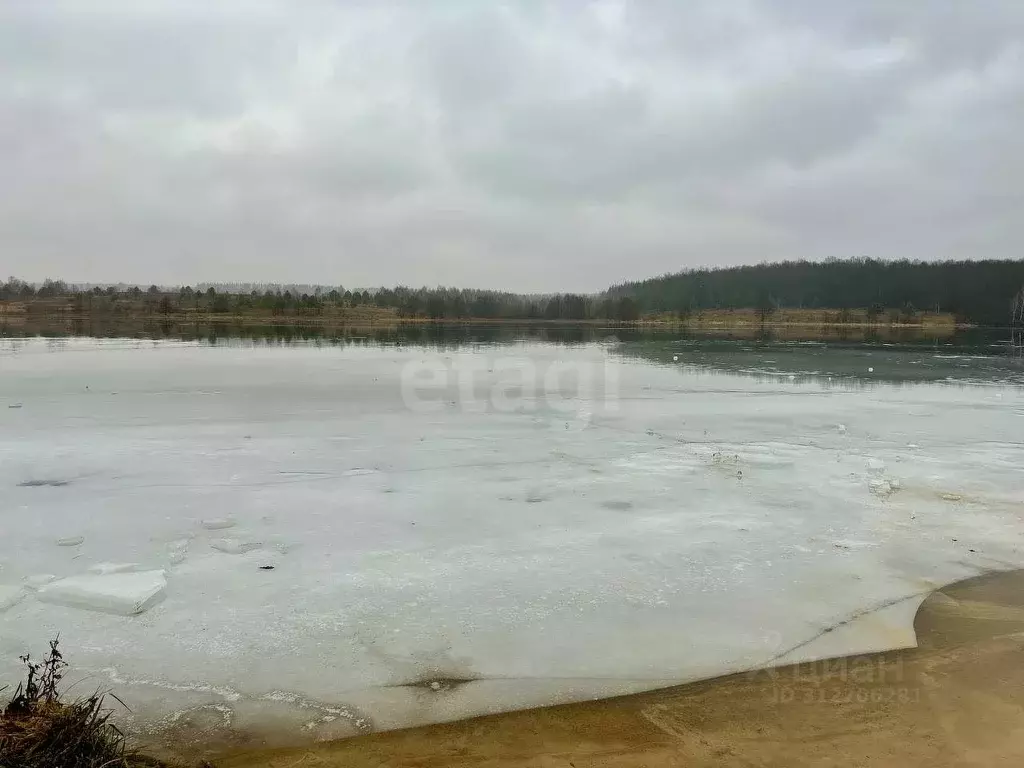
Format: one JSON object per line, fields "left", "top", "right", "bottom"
{"left": 0, "top": 637, "right": 164, "bottom": 768}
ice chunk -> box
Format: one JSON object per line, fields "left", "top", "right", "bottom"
{"left": 0, "top": 585, "right": 25, "bottom": 613}
{"left": 869, "top": 478, "right": 891, "bottom": 496}
{"left": 24, "top": 574, "right": 56, "bottom": 590}
{"left": 837, "top": 424, "right": 847, "bottom": 434}
{"left": 210, "top": 538, "right": 262, "bottom": 555}
{"left": 37, "top": 570, "right": 167, "bottom": 616}
{"left": 342, "top": 469, "right": 377, "bottom": 477}
{"left": 56, "top": 536, "right": 84, "bottom": 547}
{"left": 167, "top": 540, "right": 190, "bottom": 565}
{"left": 201, "top": 518, "right": 236, "bottom": 531}
{"left": 87, "top": 562, "right": 141, "bottom": 575}
{"left": 867, "top": 458, "right": 885, "bottom": 473}
{"left": 773, "top": 593, "right": 923, "bottom": 664}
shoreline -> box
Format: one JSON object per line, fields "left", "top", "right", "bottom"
{"left": 0, "top": 311, "right": 970, "bottom": 343}
{"left": 0, "top": 310, "right": 964, "bottom": 329}
{"left": 204, "top": 568, "right": 1024, "bottom": 767}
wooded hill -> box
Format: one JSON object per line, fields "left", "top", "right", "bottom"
{"left": 608, "top": 258, "right": 1024, "bottom": 326}
{"left": 2, "top": 258, "right": 1022, "bottom": 325}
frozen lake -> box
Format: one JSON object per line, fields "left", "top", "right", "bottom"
{"left": 1, "top": 330, "right": 1022, "bottom": 747}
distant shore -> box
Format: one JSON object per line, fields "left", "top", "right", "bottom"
{"left": 0, "top": 305, "right": 964, "bottom": 333}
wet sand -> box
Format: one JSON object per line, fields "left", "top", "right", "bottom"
{"left": 215, "top": 570, "right": 1024, "bottom": 768}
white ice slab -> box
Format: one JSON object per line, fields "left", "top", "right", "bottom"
{"left": 36, "top": 570, "right": 167, "bottom": 616}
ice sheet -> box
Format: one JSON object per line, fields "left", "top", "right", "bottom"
{"left": 0, "top": 338, "right": 1022, "bottom": 744}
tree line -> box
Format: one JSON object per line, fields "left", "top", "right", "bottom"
{"left": 0, "top": 278, "right": 642, "bottom": 321}
{"left": 3, "top": 258, "right": 1023, "bottom": 325}
{"left": 608, "top": 258, "right": 1024, "bottom": 326}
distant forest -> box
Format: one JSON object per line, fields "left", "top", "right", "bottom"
{"left": 2, "top": 258, "right": 1023, "bottom": 325}
{"left": 609, "top": 258, "right": 1024, "bottom": 326}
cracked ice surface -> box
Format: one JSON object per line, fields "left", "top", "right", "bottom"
{"left": 0, "top": 338, "right": 1023, "bottom": 739}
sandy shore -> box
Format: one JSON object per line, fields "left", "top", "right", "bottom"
{"left": 212, "top": 569, "right": 1024, "bottom": 768}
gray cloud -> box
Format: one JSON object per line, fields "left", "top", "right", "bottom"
{"left": 1, "top": 1, "right": 1022, "bottom": 291}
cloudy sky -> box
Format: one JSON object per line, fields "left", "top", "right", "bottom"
{"left": 2, "top": 1, "right": 1022, "bottom": 292}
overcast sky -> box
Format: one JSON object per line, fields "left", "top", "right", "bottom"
{"left": 2, "top": 1, "right": 1022, "bottom": 292}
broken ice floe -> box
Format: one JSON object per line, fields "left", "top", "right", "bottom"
{"left": 88, "top": 562, "right": 142, "bottom": 576}
{"left": 200, "top": 518, "right": 236, "bottom": 531}
{"left": 210, "top": 538, "right": 263, "bottom": 555}
{"left": 37, "top": 570, "right": 167, "bottom": 616}
{"left": 167, "top": 538, "right": 191, "bottom": 565}
{"left": 0, "top": 586, "right": 26, "bottom": 613}
{"left": 23, "top": 574, "right": 57, "bottom": 590}
{"left": 869, "top": 476, "right": 902, "bottom": 498}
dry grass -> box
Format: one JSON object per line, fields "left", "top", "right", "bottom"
{"left": 0, "top": 638, "right": 165, "bottom": 768}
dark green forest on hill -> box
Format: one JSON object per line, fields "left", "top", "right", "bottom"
{"left": 2, "top": 258, "right": 1023, "bottom": 325}
{"left": 608, "top": 259, "right": 1024, "bottom": 326}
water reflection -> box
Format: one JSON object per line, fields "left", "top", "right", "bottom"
{"left": 616, "top": 336, "right": 1024, "bottom": 387}
{"left": 2, "top": 318, "right": 1020, "bottom": 386}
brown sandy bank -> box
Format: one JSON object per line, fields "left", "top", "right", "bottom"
{"left": 214, "top": 569, "right": 1024, "bottom": 768}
